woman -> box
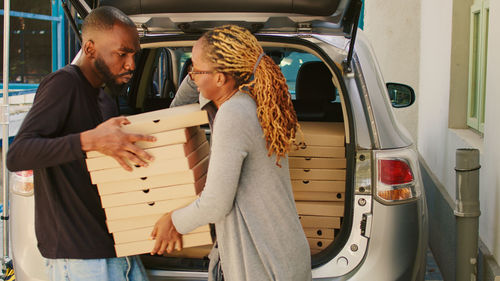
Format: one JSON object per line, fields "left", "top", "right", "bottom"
{"left": 151, "top": 25, "right": 312, "bottom": 281}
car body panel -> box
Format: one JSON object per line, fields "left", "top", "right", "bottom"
{"left": 343, "top": 200, "right": 428, "bottom": 280}
{"left": 353, "top": 32, "right": 414, "bottom": 149}
{"left": 10, "top": 192, "right": 48, "bottom": 281}
{"left": 10, "top": 2, "right": 427, "bottom": 280}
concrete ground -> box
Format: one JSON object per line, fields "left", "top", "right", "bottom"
{"left": 425, "top": 248, "right": 444, "bottom": 280}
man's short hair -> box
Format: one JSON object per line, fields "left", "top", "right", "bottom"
{"left": 81, "top": 6, "right": 135, "bottom": 36}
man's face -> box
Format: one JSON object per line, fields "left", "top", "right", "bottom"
{"left": 92, "top": 23, "right": 140, "bottom": 86}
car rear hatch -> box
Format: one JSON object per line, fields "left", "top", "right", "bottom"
{"left": 63, "top": 0, "right": 362, "bottom": 71}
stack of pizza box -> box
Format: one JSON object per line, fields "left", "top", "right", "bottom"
{"left": 86, "top": 104, "right": 214, "bottom": 257}
{"left": 289, "top": 121, "right": 346, "bottom": 255}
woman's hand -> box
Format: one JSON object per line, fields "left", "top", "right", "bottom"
{"left": 150, "top": 212, "right": 183, "bottom": 255}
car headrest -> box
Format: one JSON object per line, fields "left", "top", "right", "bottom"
{"left": 178, "top": 58, "right": 193, "bottom": 86}
{"left": 295, "top": 61, "right": 335, "bottom": 100}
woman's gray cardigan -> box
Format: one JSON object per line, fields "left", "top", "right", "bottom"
{"left": 171, "top": 86, "right": 312, "bottom": 281}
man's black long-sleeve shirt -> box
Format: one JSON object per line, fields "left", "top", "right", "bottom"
{"left": 7, "top": 65, "right": 117, "bottom": 258}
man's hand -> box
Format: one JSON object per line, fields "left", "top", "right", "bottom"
{"left": 150, "top": 212, "right": 183, "bottom": 255}
{"left": 80, "top": 116, "right": 156, "bottom": 171}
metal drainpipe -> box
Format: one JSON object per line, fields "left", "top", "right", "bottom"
{"left": 455, "top": 148, "right": 481, "bottom": 281}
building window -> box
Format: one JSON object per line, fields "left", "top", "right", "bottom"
{"left": 0, "top": 0, "right": 66, "bottom": 89}
{"left": 467, "top": 0, "right": 489, "bottom": 133}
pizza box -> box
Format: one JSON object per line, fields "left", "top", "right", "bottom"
{"left": 288, "top": 156, "right": 346, "bottom": 169}
{"left": 291, "top": 180, "right": 345, "bottom": 192}
{"left": 298, "top": 215, "right": 341, "bottom": 229}
{"left": 295, "top": 201, "right": 344, "bottom": 217}
{"left": 115, "top": 231, "right": 213, "bottom": 257}
{"left": 289, "top": 168, "right": 346, "bottom": 181}
{"left": 90, "top": 147, "right": 209, "bottom": 184}
{"left": 96, "top": 158, "right": 208, "bottom": 196}
{"left": 298, "top": 121, "right": 345, "bottom": 147}
{"left": 86, "top": 126, "right": 201, "bottom": 159}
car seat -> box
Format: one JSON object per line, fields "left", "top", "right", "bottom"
{"left": 178, "top": 58, "right": 193, "bottom": 86}
{"left": 293, "top": 61, "right": 343, "bottom": 122}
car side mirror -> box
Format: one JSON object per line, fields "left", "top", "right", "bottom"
{"left": 386, "top": 83, "right": 415, "bottom": 108}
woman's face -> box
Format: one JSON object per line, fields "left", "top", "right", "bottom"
{"left": 190, "top": 39, "right": 221, "bottom": 101}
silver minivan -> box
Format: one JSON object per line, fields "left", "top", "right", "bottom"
{"left": 9, "top": 0, "right": 428, "bottom": 280}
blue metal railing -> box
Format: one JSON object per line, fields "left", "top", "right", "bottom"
{"left": 0, "top": 88, "right": 37, "bottom": 98}
{"left": 0, "top": 10, "right": 60, "bottom": 22}
{"left": 0, "top": 83, "right": 38, "bottom": 90}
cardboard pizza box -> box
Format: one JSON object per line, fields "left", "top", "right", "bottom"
{"left": 86, "top": 129, "right": 206, "bottom": 169}
{"left": 298, "top": 215, "right": 341, "bottom": 229}
{"left": 303, "top": 228, "right": 336, "bottom": 239}
{"left": 289, "top": 168, "right": 346, "bottom": 181}
{"left": 86, "top": 126, "right": 201, "bottom": 159}
{"left": 293, "top": 191, "right": 345, "bottom": 202}
{"left": 104, "top": 196, "right": 197, "bottom": 220}
{"left": 308, "top": 238, "right": 333, "bottom": 251}
{"left": 113, "top": 225, "right": 210, "bottom": 244}
{"left": 90, "top": 148, "right": 209, "bottom": 184}
{"left": 107, "top": 214, "right": 165, "bottom": 233}
{"left": 291, "top": 180, "right": 345, "bottom": 193}
{"left": 100, "top": 176, "right": 207, "bottom": 208}
{"left": 96, "top": 157, "right": 208, "bottom": 196}
{"left": 289, "top": 145, "right": 344, "bottom": 158}
{"left": 295, "top": 201, "right": 344, "bottom": 217}
{"left": 311, "top": 249, "right": 322, "bottom": 255}
{"left": 298, "top": 122, "right": 345, "bottom": 147}
{"left": 115, "top": 231, "right": 213, "bottom": 257}
{"left": 288, "top": 157, "right": 346, "bottom": 169}
{"left": 121, "top": 103, "right": 208, "bottom": 135}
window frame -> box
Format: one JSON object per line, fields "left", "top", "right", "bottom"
{"left": 0, "top": 2, "right": 65, "bottom": 90}
{"left": 466, "top": 0, "right": 489, "bottom": 133}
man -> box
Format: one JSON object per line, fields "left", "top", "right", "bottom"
{"left": 7, "top": 6, "right": 152, "bottom": 281}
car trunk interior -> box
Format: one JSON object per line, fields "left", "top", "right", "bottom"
{"left": 113, "top": 35, "right": 355, "bottom": 271}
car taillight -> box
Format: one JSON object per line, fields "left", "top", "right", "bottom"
{"left": 374, "top": 148, "right": 422, "bottom": 204}
{"left": 378, "top": 159, "right": 413, "bottom": 185}
{"left": 10, "top": 170, "right": 34, "bottom": 196}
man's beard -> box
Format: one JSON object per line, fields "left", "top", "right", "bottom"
{"left": 94, "top": 56, "right": 133, "bottom": 96}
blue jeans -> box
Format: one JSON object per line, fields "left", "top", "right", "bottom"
{"left": 45, "top": 256, "right": 148, "bottom": 281}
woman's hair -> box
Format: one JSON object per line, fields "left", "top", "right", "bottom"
{"left": 201, "top": 25, "right": 298, "bottom": 166}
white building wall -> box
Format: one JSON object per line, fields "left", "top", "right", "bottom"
{"left": 417, "top": 0, "right": 500, "bottom": 264}
{"left": 418, "top": 0, "right": 454, "bottom": 195}
{"left": 363, "top": 0, "right": 420, "bottom": 142}
{"left": 364, "top": 0, "right": 500, "bottom": 266}
{"left": 481, "top": 0, "right": 500, "bottom": 261}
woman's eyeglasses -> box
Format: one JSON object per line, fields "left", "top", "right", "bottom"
{"left": 188, "top": 70, "right": 218, "bottom": 80}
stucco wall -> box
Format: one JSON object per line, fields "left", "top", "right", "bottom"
{"left": 418, "top": 0, "right": 453, "bottom": 190}
{"left": 363, "top": 0, "right": 420, "bottom": 143}
{"left": 481, "top": 0, "right": 500, "bottom": 262}
{"left": 418, "top": 0, "right": 500, "bottom": 266}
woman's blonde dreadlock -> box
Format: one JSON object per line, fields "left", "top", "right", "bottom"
{"left": 201, "top": 25, "right": 298, "bottom": 166}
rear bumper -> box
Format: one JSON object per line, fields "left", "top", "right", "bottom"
{"left": 335, "top": 198, "right": 428, "bottom": 280}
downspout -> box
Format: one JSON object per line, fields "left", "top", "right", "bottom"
{"left": 1, "top": 0, "right": 11, "bottom": 274}
{"left": 455, "top": 148, "right": 481, "bottom": 281}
